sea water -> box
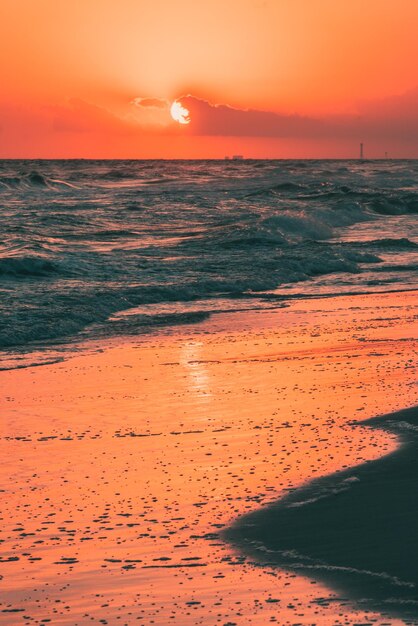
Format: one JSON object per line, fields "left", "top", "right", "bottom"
{"left": 0, "top": 159, "right": 417, "bottom": 365}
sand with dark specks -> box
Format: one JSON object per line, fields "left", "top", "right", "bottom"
{"left": 1, "top": 291, "right": 417, "bottom": 625}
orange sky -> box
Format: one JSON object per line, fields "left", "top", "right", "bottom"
{"left": 1, "top": 0, "right": 418, "bottom": 158}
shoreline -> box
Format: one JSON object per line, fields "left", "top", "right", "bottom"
{"left": 225, "top": 404, "right": 418, "bottom": 622}
{"left": 1, "top": 290, "right": 417, "bottom": 624}
{"left": 1, "top": 286, "right": 417, "bottom": 373}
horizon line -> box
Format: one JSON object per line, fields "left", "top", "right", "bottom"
{"left": 1, "top": 156, "right": 417, "bottom": 161}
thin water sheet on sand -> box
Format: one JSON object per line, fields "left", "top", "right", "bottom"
{"left": 0, "top": 291, "right": 417, "bottom": 625}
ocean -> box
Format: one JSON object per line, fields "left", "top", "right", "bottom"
{"left": 1, "top": 159, "right": 417, "bottom": 367}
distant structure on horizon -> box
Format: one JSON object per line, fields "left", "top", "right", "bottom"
{"left": 360, "top": 142, "right": 364, "bottom": 160}
{"left": 224, "top": 155, "right": 244, "bottom": 160}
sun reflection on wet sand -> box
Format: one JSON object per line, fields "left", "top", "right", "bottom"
{"left": 181, "top": 341, "right": 212, "bottom": 401}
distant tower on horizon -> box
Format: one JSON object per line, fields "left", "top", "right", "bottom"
{"left": 360, "top": 143, "right": 364, "bottom": 160}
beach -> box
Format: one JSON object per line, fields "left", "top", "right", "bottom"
{"left": 1, "top": 289, "right": 417, "bottom": 625}
{"left": 2, "top": 0, "right": 418, "bottom": 620}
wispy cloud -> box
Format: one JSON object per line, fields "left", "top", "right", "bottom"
{"left": 131, "top": 97, "right": 169, "bottom": 109}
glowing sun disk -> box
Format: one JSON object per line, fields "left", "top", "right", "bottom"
{"left": 170, "top": 101, "right": 190, "bottom": 125}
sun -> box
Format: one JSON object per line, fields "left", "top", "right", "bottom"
{"left": 170, "top": 101, "right": 191, "bottom": 125}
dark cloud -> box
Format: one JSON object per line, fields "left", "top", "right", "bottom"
{"left": 180, "top": 96, "right": 324, "bottom": 137}
{"left": 178, "top": 92, "right": 418, "bottom": 141}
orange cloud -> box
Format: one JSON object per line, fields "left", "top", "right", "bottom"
{"left": 1, "top": 88, "right": 418, "bottom": 158}
{"left": 50, "top": 98, "right": 132, "bottom": 134}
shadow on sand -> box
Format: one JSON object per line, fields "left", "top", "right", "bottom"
{"left": 224, "top": 405, "right": 418, "bottom": 621}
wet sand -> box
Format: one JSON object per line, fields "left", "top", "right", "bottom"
{"left": 226, "top": 404, "right": 418, "bottom": 621}
{"left": 1, "top": 291, "right": 417, "bottom": 625}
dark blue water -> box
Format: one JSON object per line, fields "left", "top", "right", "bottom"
{"left": 1, "top": 159, "right": 417, "bottom": 366}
